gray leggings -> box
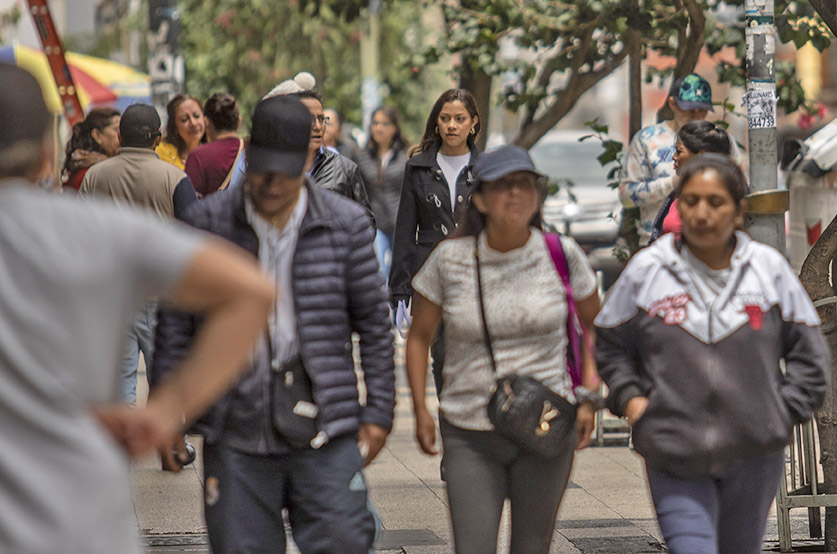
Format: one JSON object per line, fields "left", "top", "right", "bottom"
{"left": 646, "top": 452, "right": 784, "bottom": 554}
{"left": 440, "top": 419, "right": 575, "bottom": 554}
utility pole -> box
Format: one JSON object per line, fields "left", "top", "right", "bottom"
{"left": 359, "top": 0, "right": 381, "bottom": 131}
{"left": 147, "top": 0, "right": 184, "bottom": 111}
{"left": 743, "top": 0, "right": 785, "bottom": 251}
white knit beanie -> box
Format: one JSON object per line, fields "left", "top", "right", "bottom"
{"left": 263, "top": 71, "right": 316, "bottom": 100}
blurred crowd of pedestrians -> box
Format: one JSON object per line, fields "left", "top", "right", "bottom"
{"left": 0, "top": 60, "right": 830, "bottom": 554}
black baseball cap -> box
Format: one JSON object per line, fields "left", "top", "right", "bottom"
{"left": 0, "top": 63, "right": 51, "bottom": 153}
{"left": 473, "top": 145, "right": 544, "bottom": 184}
{"left": 246, "top": 95, "right": 312, "bottom": 176}
{"left": 120, "top": 104, "right": 161, "bottom": 146}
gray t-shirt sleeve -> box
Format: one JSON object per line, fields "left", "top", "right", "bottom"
{"left": 412, "top": 242, "right": 447, "bottom": 306}
{"left": 560, "top": 235, "right": 598, "bottom": 300}
{"left": 117, "top": 209, "right": 205, "bottom": 300}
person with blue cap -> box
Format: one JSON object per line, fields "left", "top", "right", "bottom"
{"left": 619, "top": 73, "right": 716, "bottom": 249}
{"left": 405, "top": 145, "right": 602, "bottom": 554}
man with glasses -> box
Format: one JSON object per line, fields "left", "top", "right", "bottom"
{"left": 228, "top": 74, "right": 374, "bottom": 226}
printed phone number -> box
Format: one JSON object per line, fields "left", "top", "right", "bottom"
{"left": 748, "top": 116, "right": 775, "bottom": 129}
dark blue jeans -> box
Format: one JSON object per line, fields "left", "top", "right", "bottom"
{"left": 646, "top": 452, "right": 784, "bottom": 554}
{"left": 202, "top": 436, "right": 375, "bottom": 554}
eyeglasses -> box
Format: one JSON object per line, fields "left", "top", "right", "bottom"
{"left": 313, "top": 115, "right": 331, "bottom": 125}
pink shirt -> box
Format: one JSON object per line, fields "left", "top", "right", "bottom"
{"left": 662, "top": 199, "right": 682, "bottom": 237}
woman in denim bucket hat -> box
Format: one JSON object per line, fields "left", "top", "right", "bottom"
{"left": 405, "top": 145, "right": 602, "bottom": 554}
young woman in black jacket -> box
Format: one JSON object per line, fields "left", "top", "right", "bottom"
{"left": 390, "top": 88, "right": 482, "bottom": 392}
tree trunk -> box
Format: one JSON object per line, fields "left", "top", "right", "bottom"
{"left": 809, "top": 0, "right": 836, "bottom": 37}
{"left": 798, "top": 211, "right": 837, "bottom": 549}
{"left": 459, "top": 61, "right": 490, "bottom": 150}
{"left": 621, "top": 0, "right": 643, "bottom": 255}
{"left": 656, "top": 0, "right": 704, "bottom": 123}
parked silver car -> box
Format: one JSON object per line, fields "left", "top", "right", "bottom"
{"left": 528, "top": 130, "right": 622, "bottom": 286}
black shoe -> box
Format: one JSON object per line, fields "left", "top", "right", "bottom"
{"left": 161, "top": 437, "right": 197, "bottom": 471}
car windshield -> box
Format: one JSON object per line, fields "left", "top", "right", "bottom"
{"left": 529, "top": 139, "right": 614, "bottom": 186}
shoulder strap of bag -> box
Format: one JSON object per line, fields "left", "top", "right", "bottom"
{"left": 474, "top": 240, "right": 498, "bottom": 374}
{"left": 544, "top": 232, "right": 591, "bottom": 389}
{"left": 217, "top": 138, "right": 245, "bottom": 192}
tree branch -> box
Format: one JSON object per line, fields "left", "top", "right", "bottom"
{"left": 513, "top": 47, "right": 629, "bottom": 149}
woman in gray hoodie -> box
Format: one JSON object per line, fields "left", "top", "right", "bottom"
{"left": 595, "top": 154, "right": 829, "bottom": 554}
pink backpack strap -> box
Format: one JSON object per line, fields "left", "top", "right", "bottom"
{"left": 544, "top": 232, "right": 592, "bottom": 389}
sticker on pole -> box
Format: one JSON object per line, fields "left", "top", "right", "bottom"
{"left": 742, "top": 89, "right": 777, "bottom": 129}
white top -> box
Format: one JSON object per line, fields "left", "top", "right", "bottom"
{"left": 412, "top": 229, "right": 597, "bottom": 430}
{"left": 436, "top": 151, "right": 471, "bottom": 210}
{"left": 0, "top": 182, "right": 202, "bottom": 553}
{"left": 245, "top": 187, "right": 308, "bottom": 364}
{"left": 681, "top": 244, "right": 731, "bottom": 307}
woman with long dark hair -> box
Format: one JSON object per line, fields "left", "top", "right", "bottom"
{"left": 649, "top": 120, "right": 733, "bottom": 242}
{"left": 597, "top": 154, "right": 828, "bottom": 554}
{"left": 355, "top": 106, "right": 409, "bottom": 276}
{"left": 390, "top": 88, "right": 482, "bottom": 391}
{"left": 61, "top": 107, "right": 120, "bottom": 191}
{"left": 156, "top": 93, "right": 206, "bottom": 170}
{"left": 406, "top": 146, "right": 601, "bottom": 554}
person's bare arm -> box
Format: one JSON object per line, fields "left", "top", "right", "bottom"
{"left": 149, "top": 238, "right": 273, "bottom": 427}
{"left": 577, "top": 291, "right": 601, "bottom": 390}
{"left": 94, "top": 238, "right": 273, "bottom": 462}
{"left": 405, "top": 293, "right": 442, "bottom": 455}
{"left": 575, "top": 291, "right": 601, "bottom": 450}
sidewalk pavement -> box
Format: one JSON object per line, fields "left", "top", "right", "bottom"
{"left": 132, "top": 367, "right": 822, "bottom": 553}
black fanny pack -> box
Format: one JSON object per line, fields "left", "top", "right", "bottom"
{"left": 270, "top": 356, "right": 320, "bottom": 449}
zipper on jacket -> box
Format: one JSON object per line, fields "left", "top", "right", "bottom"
{"left": 705, "top": 306, "right": 720, "bottom": 474}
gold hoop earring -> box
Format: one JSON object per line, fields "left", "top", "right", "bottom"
{"left": 470, "top": 127, "right": 476, "bottom": 135}
{"left": 435, "top": 126, "right": 439, "bottom": 135}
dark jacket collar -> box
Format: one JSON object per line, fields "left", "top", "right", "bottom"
{"left": 231, "top": 176, "right": 334, "bottom": 232}
{"left": 409, "top": 143, "right": 482, "bottom": 168}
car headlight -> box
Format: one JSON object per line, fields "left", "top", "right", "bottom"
{"left": 562, "top": 203, "right": 581, "bottom": 219}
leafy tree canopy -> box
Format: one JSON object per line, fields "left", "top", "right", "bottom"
{"left": 178, "top": 0, "right": 446, "bottom": 142}
{"left": 403, "top": 0, "right": 833, "bottom": 148}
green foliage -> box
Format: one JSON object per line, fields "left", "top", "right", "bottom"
{"left": 178, "top": 0, "right": 443, "bottom": 141}
{"left": 0, "top": 4, "right": 21, "bottom": 44}
{"left": 411, "top": 0, "right": 832, "bottom": 149}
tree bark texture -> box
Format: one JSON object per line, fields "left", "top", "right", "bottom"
{"left": 459, "top": 61, "right": 490, "bottom": 151}
{"left": 656, "top": 0, "right": 704, "bottom": 123}
{"left": 799, "top": 211, "right": 837, "bottom": 550}
{"left": 809, "top": 0, "right": 836, "bottom": 37}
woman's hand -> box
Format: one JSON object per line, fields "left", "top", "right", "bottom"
{"left": 625, "top": 396, "right": 648, "bottom": 426}
{"left": 575, "top": 403, "right": 596, "bottom": 450}
{"left": 414, "top": 408, "right": 439, "bottom": 455}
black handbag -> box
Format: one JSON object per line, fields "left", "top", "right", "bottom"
{"left": 475, "top": 242, "right": 577, "bottom": 458}
{"left": 269, "top": 352, "right": 320, "bottom": 450}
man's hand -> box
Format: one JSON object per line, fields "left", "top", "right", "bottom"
{"left": 358, "top": 423, "right": 389, "bottom": 466}
{"left": 575, "top": 403, "right": 596, "bottom": 450}
{"left": 625, "top": 396, "right": 649, "bottom": 426}
{"left": 91, "top": 404, "right": 182, "bottom": 470}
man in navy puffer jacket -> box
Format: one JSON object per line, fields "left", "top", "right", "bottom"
{"left": 152, "top": 95, "right": 395, "bottom": 554}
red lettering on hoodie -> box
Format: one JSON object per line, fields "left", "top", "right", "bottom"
{"left": 744, "top": 305, "right": 764, "bottom": 330}
{"left": 648, "top": 294, "right": 692, "bottom": 325}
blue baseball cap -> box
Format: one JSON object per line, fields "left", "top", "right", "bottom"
{"left": 473, "top": 145, "right": 544, "bottom": 184}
